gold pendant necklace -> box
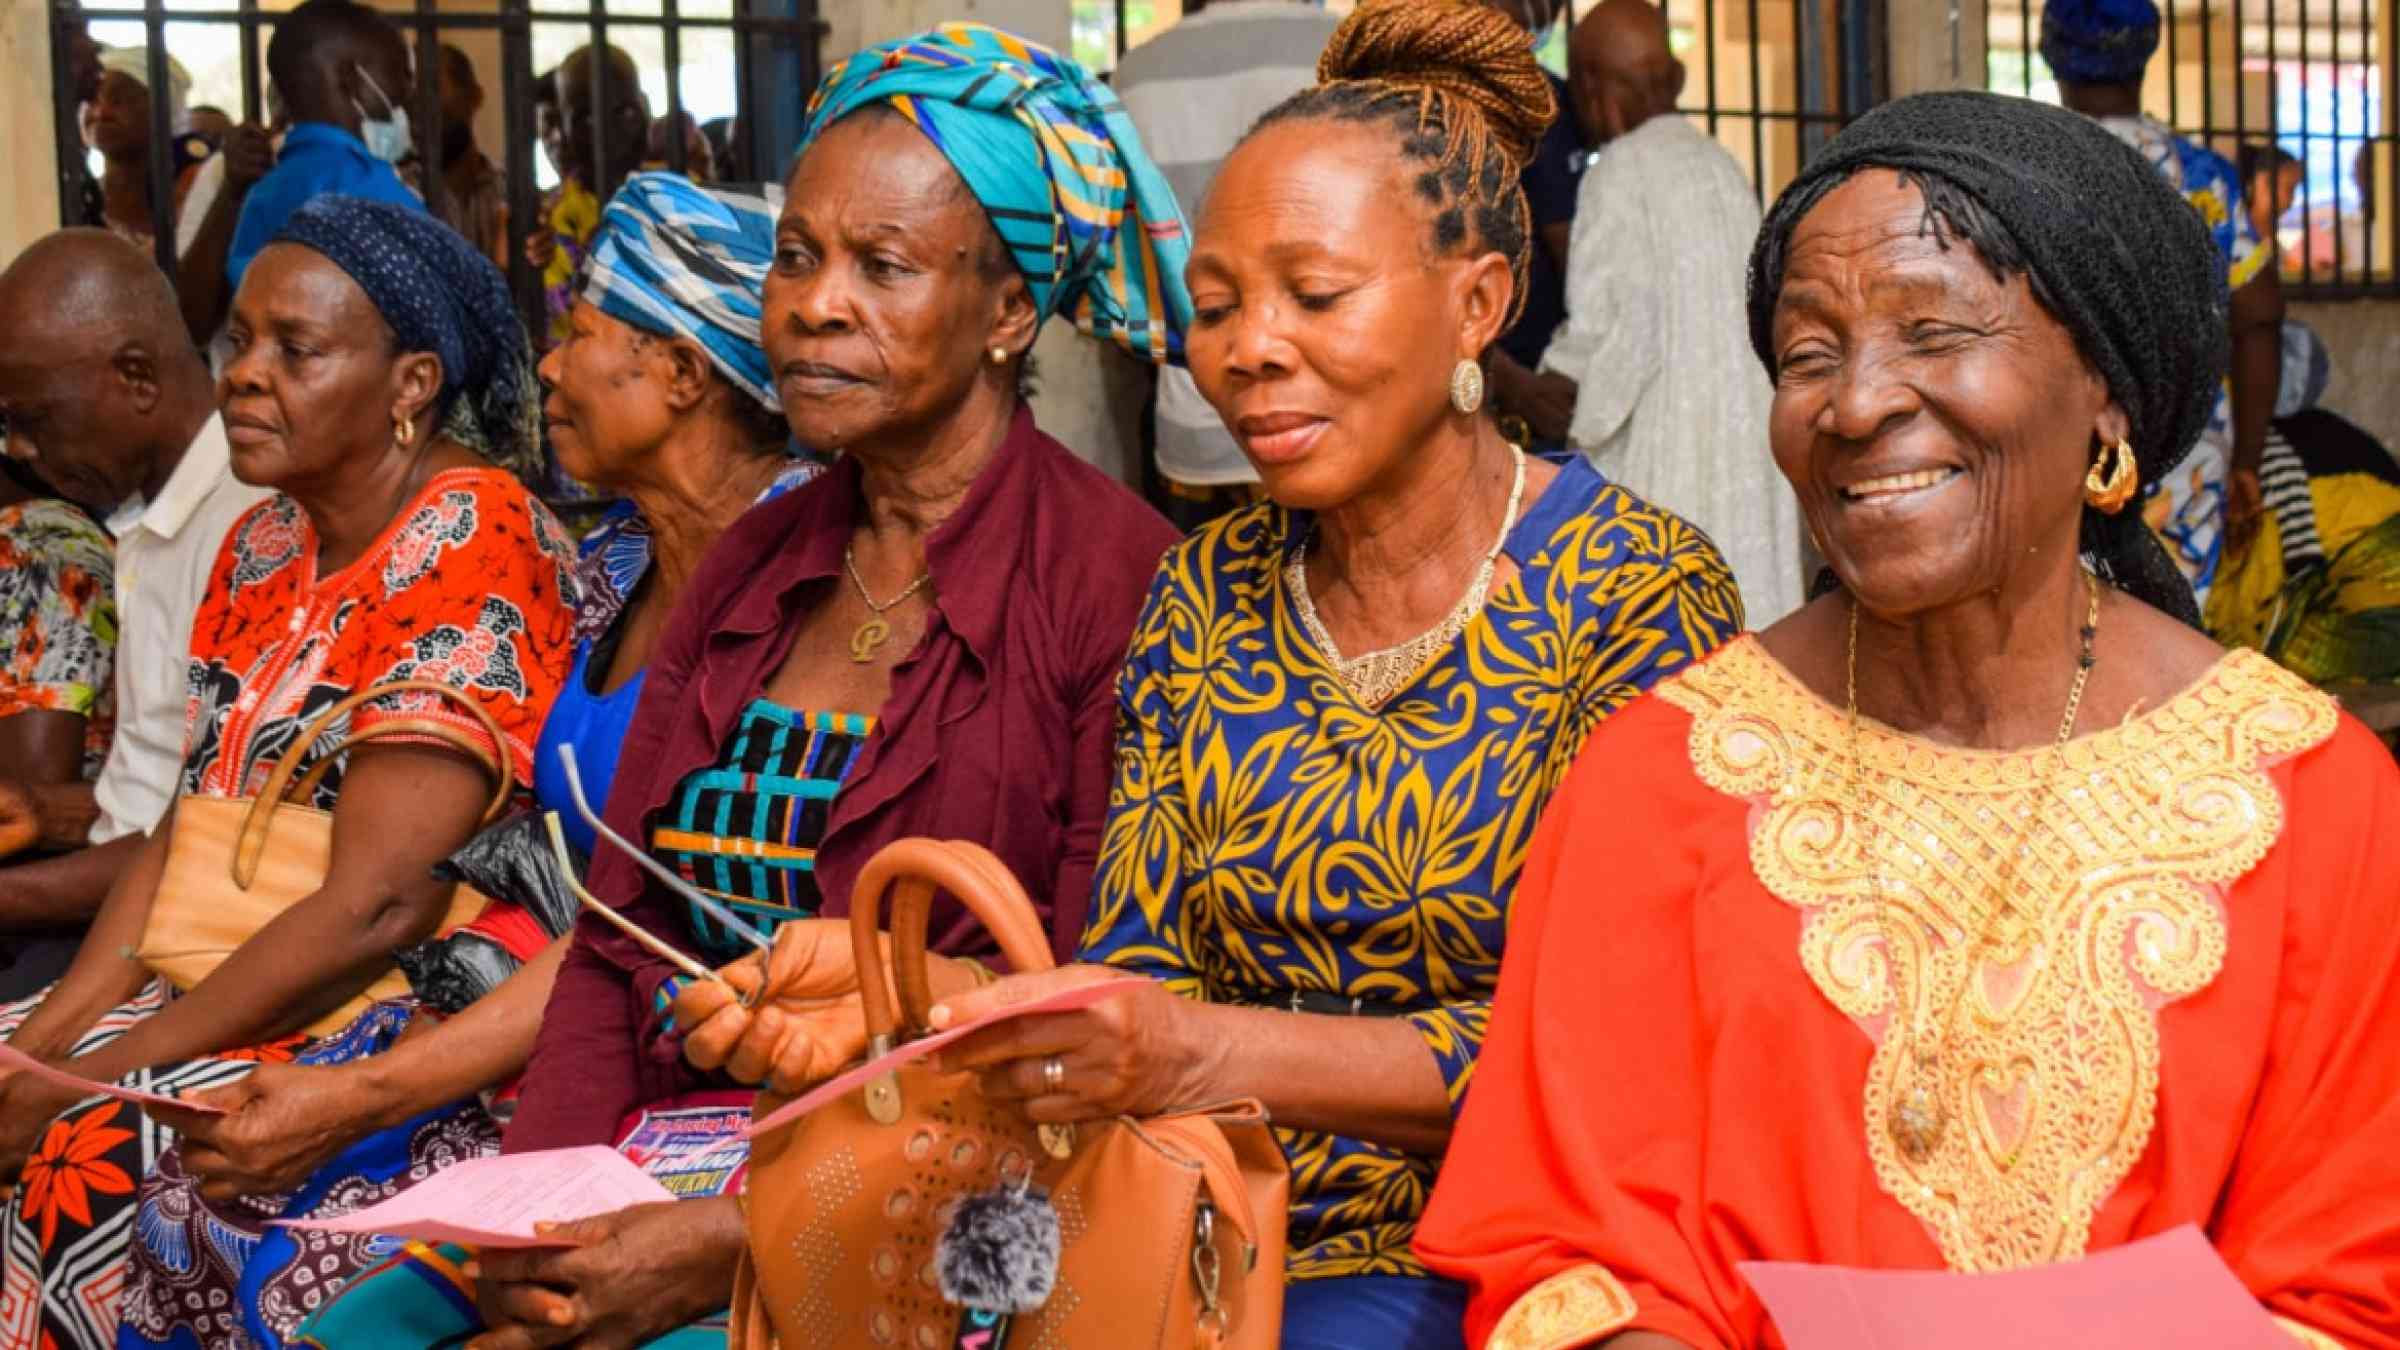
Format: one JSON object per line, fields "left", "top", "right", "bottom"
{"left": 843, "top": 544, "right": 933, "bottom": 663}
{"left": 1847, "top": 570, "right": 2101, "bottom": 1164}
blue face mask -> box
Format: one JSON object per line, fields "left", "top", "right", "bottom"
{"left": 353, "top": 66, "right": 412, "bottom": 164}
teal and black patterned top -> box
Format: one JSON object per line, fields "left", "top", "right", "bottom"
{"left": 648, "top": 699, "right": 877, "bottom": 962}
{"left": 1079, "top": 455, "right": 1742, "bottom": 1280}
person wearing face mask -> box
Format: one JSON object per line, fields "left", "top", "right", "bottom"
{"left": 184, "top": 0, "right": 426, "bottom": 343}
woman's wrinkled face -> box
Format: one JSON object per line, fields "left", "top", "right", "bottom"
{"left": 1185, "top": 119, "right": 1496, "bottom": 511}
{"left": 764, "top": 111, "right": 1031, "bottom": 457}
{"left": 1768, "top": 171, "right": 2124, "bottom": 617}
{"left": 219, "top": 244, "right": 421, "bottom": 493}
{"left": 537, "top": 300, "right": 674, "bottom": 491}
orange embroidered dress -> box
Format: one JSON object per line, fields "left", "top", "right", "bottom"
{"left": 1415, "top": 637, "right": 2400, "bottom": 1350}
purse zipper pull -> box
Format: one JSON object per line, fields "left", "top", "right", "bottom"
{"left": 1192, "top": 1200, "right": 1227, "bottom": 1336}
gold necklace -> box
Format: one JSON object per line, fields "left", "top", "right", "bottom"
{"left": 1289, "top": 444, "right": 1527, "bottom": 710}
{"left": 843, "top": 544, "right": 933, "bottom": 663}
{"left": 1846, "top": 569, "right": 2100, "bottom": 1163}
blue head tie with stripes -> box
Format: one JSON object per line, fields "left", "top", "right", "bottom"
{"left": 581, "top": 174, "right": 785, "bottom": 411}
{"left": 798, "top": 22, "right": 1194, "bottom": 367}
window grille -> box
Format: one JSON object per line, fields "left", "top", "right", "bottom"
{"left": 1986, "top": 0, "right": 2395, "bottom": 298}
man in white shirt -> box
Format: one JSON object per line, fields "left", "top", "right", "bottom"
{"left": 0, "top": 231, "right": 270, "bottom": 947}
{"left": 1114, "top": 0, "right": 1342, "bottom": 529}
{"left": 1543, "top": 0, "right": 1804, "bottom": 622}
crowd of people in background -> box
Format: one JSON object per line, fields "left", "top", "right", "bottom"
{"left": 0, "top": 0, "right": 2393, "bottom": 1346}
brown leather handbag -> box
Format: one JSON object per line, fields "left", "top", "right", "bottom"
{"left": 732, "top": 838, "right": 1290, "bottom": 1350}
{"left": 138, "top": 680, "right": 513, "bottom": 1038}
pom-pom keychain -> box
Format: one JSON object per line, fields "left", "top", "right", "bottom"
{"left": 935, "top": 1174, "right": 1062, "bottom": 1315}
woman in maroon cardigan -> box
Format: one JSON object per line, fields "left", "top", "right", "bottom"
{"left": 318, "top": 59, "right": 1191, "bottom": 1348}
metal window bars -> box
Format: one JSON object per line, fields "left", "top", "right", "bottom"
{"left": 1664, "top": 0, "right": 1882, "bottom": 206}
{"left": 1986, "top": 0, "right": 2396, "bottom": 300}
{"left": 48, "top": 0, "right": 825, "bottom": 341}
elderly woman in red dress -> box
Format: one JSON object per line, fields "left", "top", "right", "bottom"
{"left": 1413, "top": 93, "right": 2400, "bottom": 1350}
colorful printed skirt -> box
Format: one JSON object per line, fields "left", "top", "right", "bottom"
{"left": 288, "top": 1093, "right": 753, "bottom": 1348}
{"left": 0, "top": 982, "right": 278, "bottom": 1350}
{"left": 113, "top": 1001, "right": 500, "bottom": 1350}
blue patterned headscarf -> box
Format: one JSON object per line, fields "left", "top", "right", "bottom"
{"left": 2040, "top": 0, "right": 2162, "bottom": 87}
{"left": 580, "top": 174, "right": 784, "bottom": 411}
{"left": 272, "top": 195, "right": 541, "bottom": 479}
{"left": 799, "top": 23, "right": 1193, "bottom": 367}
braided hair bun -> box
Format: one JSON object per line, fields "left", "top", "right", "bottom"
{"left": 1315, "top": 0, "right": 1556, "bottom": 176}
{"left": 1254, "top": 0, "right": 1557, "bottom": 331}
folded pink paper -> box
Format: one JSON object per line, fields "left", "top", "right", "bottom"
{"left": 1740, "top": 1225, "right": 2293, "bottom": 1350}
{"left": 0, "top": 1041, "right": 226, "bottom": 1116}
{"left": 274, "top": 1146, "right": 675, "bottom": 1249}
{"left": 744, "top": 976, "right": 1148, "bottom": 1138}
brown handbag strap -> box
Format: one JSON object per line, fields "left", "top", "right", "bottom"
{"left": 234, "top": 680, "right": 513, "bottom": 887}
{"left": 889, "top": 840, "right": 1054, "bottom": 1029}
{"left": 849, "top": 838, "right": 1056, "bottom": 1045}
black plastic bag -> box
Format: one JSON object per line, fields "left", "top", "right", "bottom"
{"left": 395, "top": 811, "right": 587, "bottom": 1014}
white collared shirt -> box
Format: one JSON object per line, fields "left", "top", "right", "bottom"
{"left": 90, "top": 414, "right": 273, "bottom": 843}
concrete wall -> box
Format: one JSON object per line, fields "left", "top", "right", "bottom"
{"left": 3, "top": 0, "right": 63, "bottom": 258}
{"left": 2292, "top": 299, "right": 2400, "bottom": 452}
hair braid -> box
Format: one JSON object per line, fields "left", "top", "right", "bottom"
{"left": 1250, "top": 0, "right": 1556, "bottom": 335}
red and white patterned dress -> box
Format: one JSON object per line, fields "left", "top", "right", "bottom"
{"left": 0, "top": 466, "right": 578, "bottom": 1350}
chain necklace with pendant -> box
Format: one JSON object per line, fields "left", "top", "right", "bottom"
{"left": 1846, "top": 569, "right": 2100, "bottom": 1165}
{"left": 843, "top": 544, "right": 933, "bottom": 663}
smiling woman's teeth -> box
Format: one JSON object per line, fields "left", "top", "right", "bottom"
{"left": 1844, "top": 468, "right": 1957, "bottom": 500}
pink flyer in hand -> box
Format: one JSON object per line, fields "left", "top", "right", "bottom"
{"left": 274, "top": 1146, "right": 675, "bottom": 1249}
{"left": 0, "top": 1042, "right": 227, "bottom": 1116}
{"left": 1739, "top": 1225, "right": 2295, "bottom": 1350}
{"left": 745, "top": 976, "right": 1148, "bottom": 1138}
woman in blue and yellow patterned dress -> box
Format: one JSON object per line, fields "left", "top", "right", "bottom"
{"left": 684, "top": 5, "right": 1740, "bottom": 1347}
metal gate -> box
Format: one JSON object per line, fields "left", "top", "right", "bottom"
{"left": 52, "top": 0, "right": 824, "bottom": 335}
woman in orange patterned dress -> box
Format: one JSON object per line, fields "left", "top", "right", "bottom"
{"left": 1414, "top": 94, "right": 2400, "bottom": 1349}
{"left": 0, "top": 196, "right": 576, "bottom": 1350}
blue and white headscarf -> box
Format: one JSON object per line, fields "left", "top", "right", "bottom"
{"left": 579, "top": 174, "right": 784, "bottom": 411}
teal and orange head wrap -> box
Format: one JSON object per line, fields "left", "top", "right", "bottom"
{"left": 798, "top": 22, "right": 1193, "bottom": 367}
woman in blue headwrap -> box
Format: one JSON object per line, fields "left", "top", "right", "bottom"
{"left": 2045, "top": 0, "right": 2288, "bottom": 615}
{"left": 294, "top": 26, "right": 1184, "bottom": 1350}
{"left": 94, "top": 177, "right": 817, "bottom": 1350}
{"left": 0, "top": 197, "right": 582, "bottom": 1350}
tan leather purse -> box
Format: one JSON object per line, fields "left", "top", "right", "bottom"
{"left": 139, "top": 680, "right": 513, "bottom": 1038}
{"left": 732, "top": 838, "right": 1290, "bottom": 1350}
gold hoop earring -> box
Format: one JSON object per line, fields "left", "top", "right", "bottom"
{"left": 2085, "top": 438, "right": 2137, "bottom": 514}
{"left": 1449, "top": 359, "right": 1484, "bottom": 416}
{"left": 393, "top": 411, "right": 415, "bottom": 449}
{"left": 988, "top": 346, "right": 1009, "bottom": 366}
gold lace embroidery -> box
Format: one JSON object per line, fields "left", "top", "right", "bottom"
{"left": 1661, "top": 641, "right": 2336, "bottom": 1272}
{"left": 1489, "top": 1264, "right": 1638, "bottom": 1350}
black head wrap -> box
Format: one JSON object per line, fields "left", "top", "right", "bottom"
{"left": 271, "top": 195, "right": 541, "bottom": 481}
{"left": 1747, "top": 90, "right": 2218, "bottom": 627}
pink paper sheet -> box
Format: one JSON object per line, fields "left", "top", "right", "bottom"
{"left": 274, "top": 1146, "right": 675, "bottom": 1249}
{"left": 744, "top": 976, "right": 1147, "bottom": 1138}
{"left": 0, "top": 1042, "right": 227, "bottom": 1116}
{"left": 1740, "top": 1225, "right": 2294, "bottom": 1350}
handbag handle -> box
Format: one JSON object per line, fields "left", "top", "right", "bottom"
{"left": 849, "top": 838, "right": 1055, "bottom": 1049}
{"left": 234, "top": 680, "right": 515, "bottom": 888}
{"left": 888, "top": 840, "right": 1053, "bottom": 1030}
